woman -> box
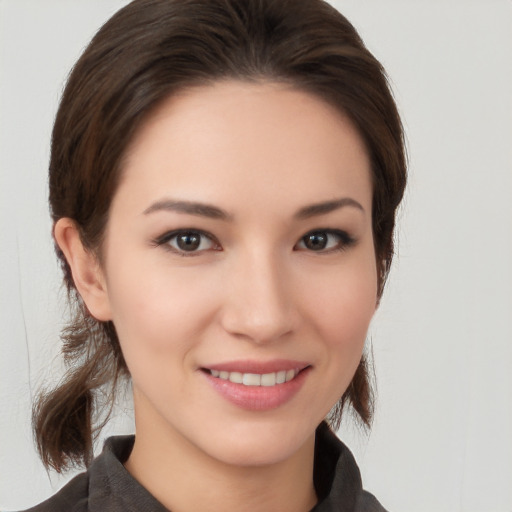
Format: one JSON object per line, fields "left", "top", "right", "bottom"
{"left": 24, "top": 0, "right": 406, "bottom": 510}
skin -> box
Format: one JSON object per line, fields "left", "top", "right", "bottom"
{"left": 55, "top": 81, "right": 377, "bottom": 512}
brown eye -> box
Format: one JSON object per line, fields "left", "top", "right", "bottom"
{"left": 157, "top": 230, "right": 219, "bottom": 254}
{"left": 296, "top": 230, "right": 355, "bottom": 253}
{"left": 176, "top": 232, "right": 201, "bottom": 251}
{"left": 303, "top": 232, "right": 328, "bottom": 251}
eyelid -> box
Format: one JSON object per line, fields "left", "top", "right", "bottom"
{"left": 152, "top": 227, "right": 355, "bottom": 256}
{"left": 295, "top": 228, "right": 356, "bottom": 253}
{"left": 152, "top": 229, "right": 221, "bottom": 256}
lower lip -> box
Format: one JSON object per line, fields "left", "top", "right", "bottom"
{"left": 202, "top": 367, "right": 310, "bottom": 411}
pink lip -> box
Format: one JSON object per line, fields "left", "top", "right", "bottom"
{"left": 200, "top": 360, "right": 311, "bottom": 411}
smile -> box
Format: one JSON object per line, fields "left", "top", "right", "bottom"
{"left": 206, "top": 369, "right": 299, "bottom": 387}
{"left": 201, "top": 360, "right": 311, "bottom": 410}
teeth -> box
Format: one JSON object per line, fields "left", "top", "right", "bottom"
{"left": 285, "top": 369, "right": 295, "bottom": 382}
{"left": 260, "top": 372, "right": 275, "bottom": 386}
{"left": 242, "top": 373, "right": 261, "bottom": 386}
{"left": 210, "top": 368, "right": 299, "bottom": 386}
{"left": 229, "top": 372, "right": 243, "bottom": 384}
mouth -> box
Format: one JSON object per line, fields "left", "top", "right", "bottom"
{"left": 201, "top": 362, "right": 311, "bottom": 410}
{"left": 201, "top": 368, "right": 304, "bottom": 387}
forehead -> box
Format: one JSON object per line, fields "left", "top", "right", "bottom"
{"left": 116, "top": 80, "right": 372, "bottom": 217}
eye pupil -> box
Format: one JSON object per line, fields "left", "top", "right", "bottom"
{"left": 304, "top": 232, "right": 328, "bottom": 250}
{"left": 177, "top": 232, "right": 201, "bottom": 251}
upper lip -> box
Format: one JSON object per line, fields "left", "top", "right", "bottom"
{"left": 201, "top": 359, "right": 311, "bottom": 374}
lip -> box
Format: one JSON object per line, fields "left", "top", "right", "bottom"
{"left": 200, "top": 360, "right": 311, "bottom": 411}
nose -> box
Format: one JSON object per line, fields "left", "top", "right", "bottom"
{"left": 220, "top": 249, "right": 297, "bottom": 344}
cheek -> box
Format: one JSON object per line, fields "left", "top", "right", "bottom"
{"left": 302, "top": 257, "right": 377, "bottom": 359}
{"left": 310, "top": 255, "right": 377, "bottom": 319}
{"left": 104, "top": 257, "right": 220, "bottom": 356}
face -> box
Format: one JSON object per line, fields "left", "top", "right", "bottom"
{"left": 98, "top": 81, "right": 377, "bottom": 467}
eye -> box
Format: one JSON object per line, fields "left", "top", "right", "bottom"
{"left": 295, "top": 229, "right": 355, "bottom": 252}
{"left": 154, "top": 230, "right": 220, "bottom": 255}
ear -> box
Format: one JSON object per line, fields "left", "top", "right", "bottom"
{"left": 54, "top": 218, "right": 112, "bottom": 321}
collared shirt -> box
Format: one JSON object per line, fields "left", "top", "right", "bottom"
{"left": 21, "top": 423, "right": 387, "bottom": 511}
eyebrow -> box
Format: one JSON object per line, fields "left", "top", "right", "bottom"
{"left": 143, "top": 199, "right": 231, "bottom": 220}
{"left": 143, "top": 196, "right": 364, "bottom": 221}
{"left": 294, "top": 197, "right": 365, "bottom": 219}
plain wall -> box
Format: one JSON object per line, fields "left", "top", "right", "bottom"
{"left": 1, "top": 1, "right": 511, "bottom": 510}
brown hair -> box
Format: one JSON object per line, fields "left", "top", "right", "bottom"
{"left": 34, "top": 0, "right": 407, "bottom": 472}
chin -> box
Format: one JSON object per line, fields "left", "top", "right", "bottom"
{"left": 193, "top": 415, "right": 317, "bottom": 468}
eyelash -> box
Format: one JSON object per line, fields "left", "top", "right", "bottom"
{"left": 152, "top": 229, "right": 221, "bottom": 256}
{"left": 152, "top": 228, "right": 356, "bottom": 256}
{"left": 295, "top": 229, "right": 356, "bottom": 253}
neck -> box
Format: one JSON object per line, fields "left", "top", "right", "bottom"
{"left": 125, "top": 402, "right": 317, "bottom": 512}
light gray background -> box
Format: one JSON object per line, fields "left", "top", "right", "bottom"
{"left": 1, "top": 1, "right": 511, "bottom": 510}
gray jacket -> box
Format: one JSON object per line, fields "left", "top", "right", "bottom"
{"left": 21, "top": 422, "right": 387, "bottom": 512}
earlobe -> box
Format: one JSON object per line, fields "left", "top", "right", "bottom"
{"left": 53, "top": 218, "right": 112, "bottom": 321}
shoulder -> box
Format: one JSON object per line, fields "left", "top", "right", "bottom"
{"left": 356, "top": 490, "right": 388, "bottom": 512}
{"left": 15, "top": 435, "right": 168, "bottom": 512}
{"left": 313, "top": 422, "right": 389, "bottom": 512}
{"left": 15, "top": 435, "right": 136, "bottom": 512}
{"left": 16, "top": 472, "right": 89, "bottom": 512}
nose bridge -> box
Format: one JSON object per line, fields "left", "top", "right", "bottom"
{"left": 221, "top": 244, "right": 295, "bottom": 343}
